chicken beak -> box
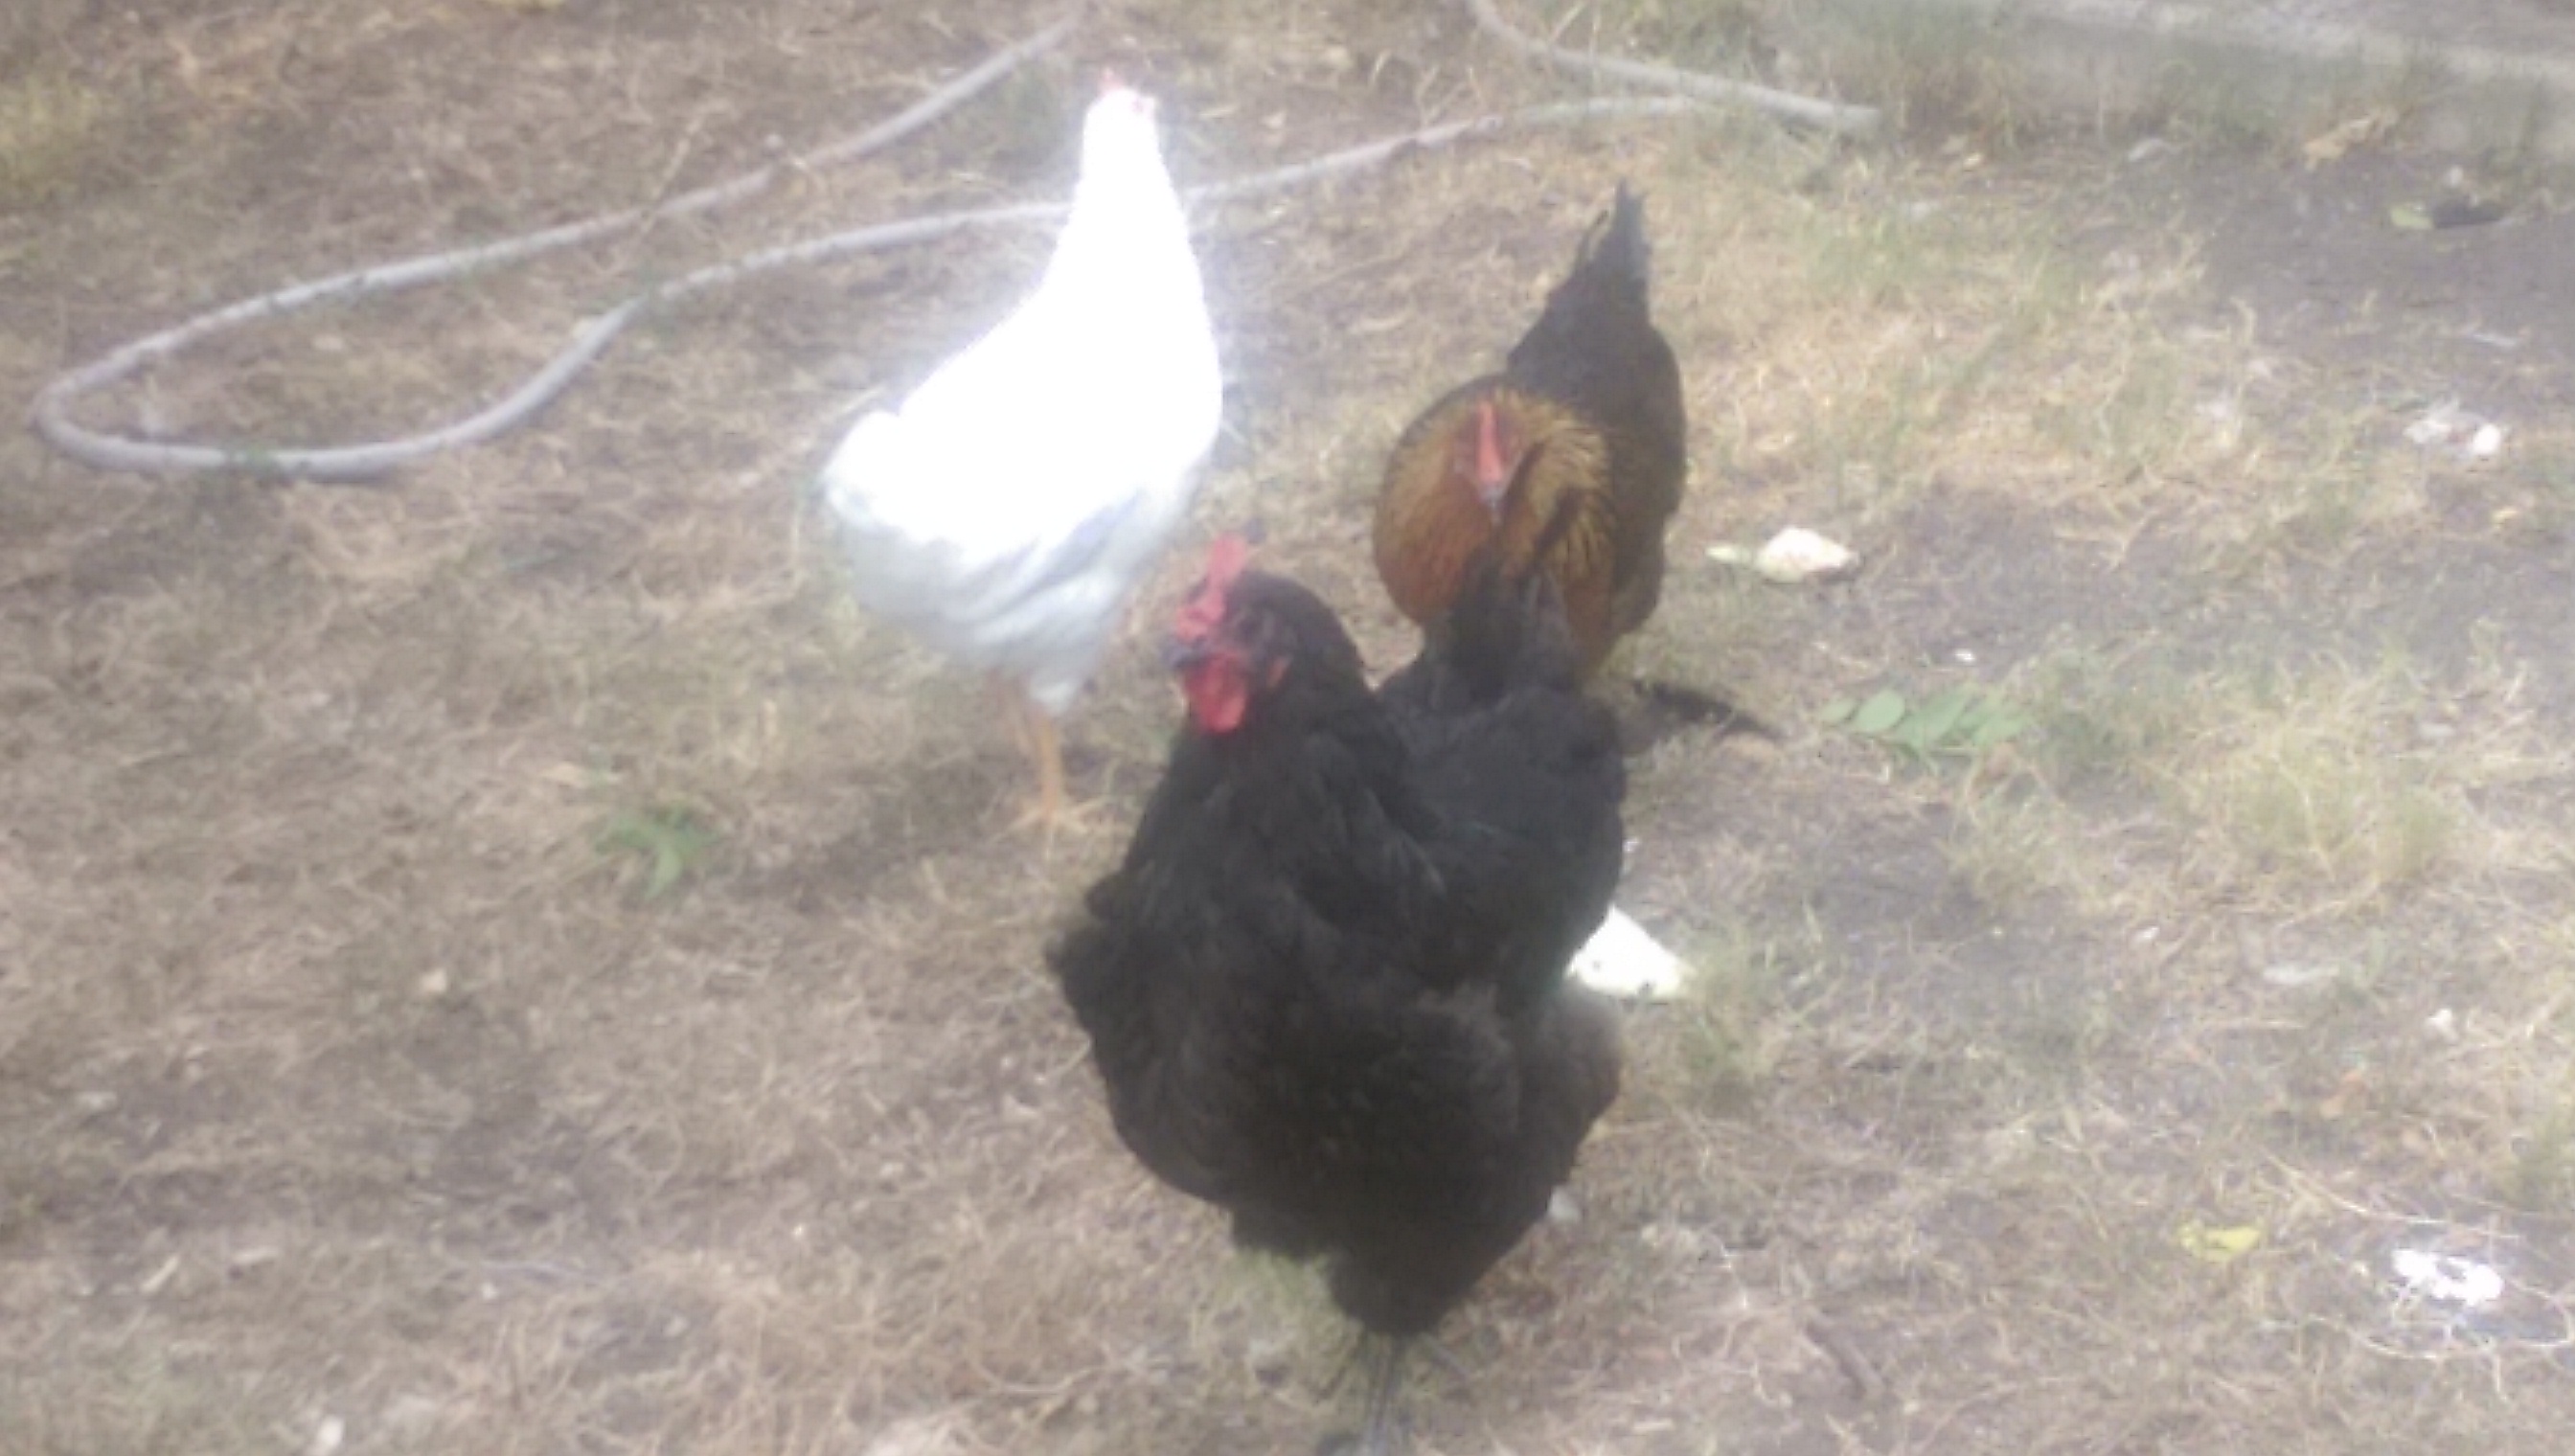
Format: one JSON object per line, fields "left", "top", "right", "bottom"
{"left": 1161, "top": 636, "right": 1212, "bottom": 672}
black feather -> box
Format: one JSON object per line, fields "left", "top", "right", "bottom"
{"left": 1597, "top": 181, "right": 1652, "bottom": 305}
{"left": 1049, "top": 564, "right": 1623, "bottom": 1351}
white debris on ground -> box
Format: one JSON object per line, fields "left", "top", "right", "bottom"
{"left": 1568, "top": 905, "right": 1688, "bottom": 1001}
{"left": 1709, "top": 526, "right": 1857, "bottom": 584}
{"left": 2390, "top": 1248, "right": 2504, "bottom": 1308}
{"left": 2404, "top": 400, "right": 2507, "bottom": 462}
{"left": 2259, "top": 961, "right": 2341, "bottom": 989}
{"left": 2363, "top": 1238, "right": 2575, "bottom": 1353}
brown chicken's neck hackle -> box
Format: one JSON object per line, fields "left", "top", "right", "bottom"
{"left": 1376, "top": 383, "right": 1617, "bottom": 670}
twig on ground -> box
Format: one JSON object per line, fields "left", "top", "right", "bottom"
{"left": 1805, "top": 1315, "right": 1888, "bottom": 1403}
{"left": 1462, "top": 0, "right": 1880, "bottom": 137}
{"left": 1189, "top": 95, "right": 1700, "bottom": 203}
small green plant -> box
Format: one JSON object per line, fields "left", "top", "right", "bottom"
{"left": 596, "top": 803, "right": 718, "bottom": 899}
{"left": 2187, "top": 713, "right": 2454, "bottom": 892}
{"left": 1823, "top": 682, "right": 2029, "bottom": 766}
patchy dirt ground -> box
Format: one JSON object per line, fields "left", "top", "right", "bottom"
{"left": 5, "top": 2, "right": 2574, "bottom": 1454}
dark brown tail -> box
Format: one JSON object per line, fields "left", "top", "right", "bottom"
{"left": 1574, "top": 182, "right": 1652, "bottom": 310}
{"left": 1507, "top": 183, "right": 1657, "bottom": 386}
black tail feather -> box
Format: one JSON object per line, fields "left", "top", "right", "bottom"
{"left": 1580, "top": 182, "right": 1652, "bottom": 308}
{"left": 1506, "top": 183, "right": 1658, "bottom": 389}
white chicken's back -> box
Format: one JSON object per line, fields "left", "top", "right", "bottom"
{"left": 822, "top": 84, "right": 1220, "bottom": 715}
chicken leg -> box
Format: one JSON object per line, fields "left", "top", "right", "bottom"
{"left": 1318, "top": 1334, "right": 1412, "bottom": 1456}
{"left": 991, "top": 675, "right": 1074, "bottom": 832}
{"left": 1023, "top": 700, "right": 1068, "bottom": 829}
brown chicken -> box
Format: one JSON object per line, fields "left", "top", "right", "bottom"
{"left": 1373, "top": 184, "right": 1688, "bottom": 680}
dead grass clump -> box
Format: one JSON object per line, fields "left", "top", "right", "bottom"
{"left": 2215, "top": 411, "right": 2435, "bottom": 569}
{"left": 1699, "top": 146, "right": 2277, "bottom": 535}
{"left": 1752, "top": 0, "right": 2035, "bottom": 144}
{"left": 0, "top": 65, "right": 103, "bottom": 209}
{"left": 2161, "top": 661, "right": 2462, "bottom": 900}
{"left": 1947, "top": 789, "right": 2099, "bottom": 918}
{"left": 1726, "top": 171, "right": 2058, "bottom": 521}
{"left": 1662, "top": 921, "right": 1786, "bottom": 1114}
{"left": 1954, "top": 630, "right": 2573, "bottom": 941}
{"left": 2484, "top": 915, "right": 2575, "bottom": 1212}
{"left": 2499, "top": 1094, "right": 2575, "bottom": 1212}
{"left": 1973, "top": 644, "right": 2555, "bottom": 929}
{"left": 2017, "top": 645, "right": 2194, "bottom": 785}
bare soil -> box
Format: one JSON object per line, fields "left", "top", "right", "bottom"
{"left": 5, "top": 3, "right": 2573, "bottom": 1455}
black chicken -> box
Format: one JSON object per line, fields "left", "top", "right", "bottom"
{"left": 1048, "top": 535, "right": 1626, "bottom": 1453}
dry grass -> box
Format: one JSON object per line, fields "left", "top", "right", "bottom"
{"left": 6, "top": 1, "right": 2575, "bottom": 1454}
{"left": 1963, "top": 645, "right": 2564, "bottom": 920}
{"left": 0, "top": 64, "right": 102, "bottom": 211}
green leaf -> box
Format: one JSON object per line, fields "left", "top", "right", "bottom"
{"left": 1970, "top": 706, "right": 2031, "bottom": 746}
{"left": 2389, "top": 202, "right": 2433, "bottom": 231}
{"left": 1908, "top": 684, "right": 1975, "bottom": 746}
{"left": 1818, "top": 696, "right": 1857, "bottom": 726}
{"left": 1849, "top": 689, "right": 1906, "bottom": 736}
{"left": 1887, "top": 727, "right": 1936, "bottom": 764}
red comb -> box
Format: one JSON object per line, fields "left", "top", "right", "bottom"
{"left": 1172, "top": 535, "right": 1253, "bottom": 641}
{"left": 1203, "top": 533, "right": 1252, "bottom": 590}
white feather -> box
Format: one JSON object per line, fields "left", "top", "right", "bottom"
{"left": 1567, "top": 905, "right": 1688, "bottom": 1001}
{"left": 820, "top": 87, "right": 1222, "bottom": 714}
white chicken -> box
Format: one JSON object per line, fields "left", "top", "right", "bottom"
{"left": 820, "top": 78, "right": 1221, "bottom": 828}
